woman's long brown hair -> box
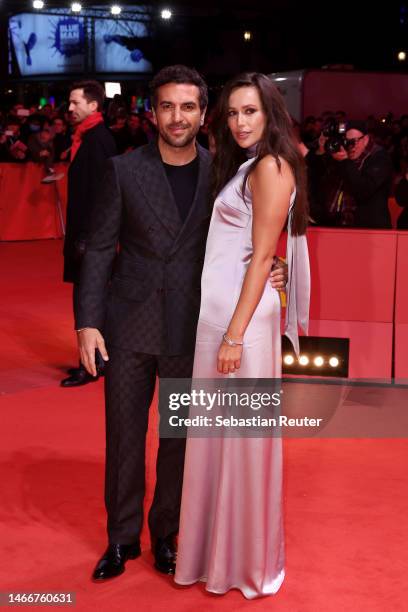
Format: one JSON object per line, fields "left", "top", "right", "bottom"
{"left": 211, "top": 72, "right": 308, "bottom": 235}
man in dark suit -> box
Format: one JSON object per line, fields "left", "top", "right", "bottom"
{"left": 76, "top": 66, "right": 286, "bottom": 581}
{"left": 61, "top": 81, "right": 117, "bottom": 387}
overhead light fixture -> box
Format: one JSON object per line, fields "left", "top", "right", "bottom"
{"left": 111, "top": 5, "right": 121, "bottom": 15}
{"left": 299, "top": 355, "right": 309, "bottom": 366}
{"left": 283, "top": 354, "right": 295, "bottom": 365}
{"left": 33, "top": 0, "right": 44, "bottom": 8}
{"left": 398, "top": 51, "right": 406, "bottom": 62}
{"left": 314, "top": 356, "right": 324, "bottom": 367}
{"left": 105, "top": 82, "right": 122, "bottom": 98}
{"left": 244, "top": 31, "right": 252, "bottom": 41}
{"left": 71, "top": 2, "right": 82, "bottom": 13}
{"left": 329, "top": 357, "right": 339, "bottom": 368}
{"left": 161, "top": 9, "right": 172, "bottom": 20}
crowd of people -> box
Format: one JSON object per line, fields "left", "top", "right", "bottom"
{"left": 299, "top": 111, "right": 408, "bottom": 176}
{"left": 0, "top": 100, "right": 157, "bottom": 173}
{"left": 296, "top": 111, "right": 408, "bottom": 229}
{"left": 1, "top": 95, "right": 407, "bottom": 227}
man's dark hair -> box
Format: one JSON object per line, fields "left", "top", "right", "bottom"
{"left": 149, "top": 65, "right": 208, "bottom": 110}
{"left": 70, "top": 80, "right": 105, "bottom": 112}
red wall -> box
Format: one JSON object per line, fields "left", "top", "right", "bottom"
{"left": 279, "top": 227, "right": 401, "bottom": 381}
{"left": 0, "top": 163, "right": 67, "bottom": 241}
{"left": 395, "top": 233, "right": 408, "bottom": 381}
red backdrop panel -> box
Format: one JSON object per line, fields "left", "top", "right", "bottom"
{"left": 0, "top": 163, "right": 67, "bottom": 241}
{"left": 277, "top": 228, "right": 398, "bottom": 380}
{"left": 309, "top": 320, "right": 393, "bottom": 380}
{"left": 278, "top": 228, "right": 397, "bottom": 322}
{"left": 395, "top": 233, "right": 408, "bottom": 379}
{"left": 306, "top": 228, "right": 397, "bottom": 323}
{"left": 395, "top": 324, "right": 408, "bottom": 381}
{"left": 395, "top": 233, "right": 408, "bottom": 324}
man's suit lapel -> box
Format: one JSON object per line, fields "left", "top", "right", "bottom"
{"left": 170, "top": 145, "right": 212, "bottom": 254}
{"left": 134, "top": 140, "right": 182, "bottom": 240}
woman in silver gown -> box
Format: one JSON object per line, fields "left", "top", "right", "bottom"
{"left": 175, "top": 73, "right": 310, "bottom": 599}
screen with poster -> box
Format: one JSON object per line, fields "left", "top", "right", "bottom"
{"left": 9, "top": 13, "right": 86, "bottom": 76}
{"left": 94, "top": 18, "right": 153, "bottom": 73}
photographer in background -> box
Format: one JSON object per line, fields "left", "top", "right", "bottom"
{"left": 27, "top": 126, "right": 54, "bottom": 170}
{"left": 0, "top": 121, "right": 28, "bottom": 162}
{"left": 307, "top": 120, "right": 393, "bottom": 228}
{"left": 52, "top": 117, "right": 72, "bottom": 162}
{"left": 127, "top": 112, "right": 148, "bottom": 149}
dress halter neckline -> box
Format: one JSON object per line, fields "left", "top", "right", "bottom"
{"left": 245, "top": 144, "right": 259, "bottom": 159}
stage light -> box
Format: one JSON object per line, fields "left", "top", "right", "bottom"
{"left": 398, "top": 51, "right": 406, "bottom": 62}
{"left": 111, "top": 5, "right": 121, "bottom": 15}
{"left": 244, "top": 31, "right": 252, "bottom": 41}
{"left": 161, "top": 9, "right": 172, "bottom": 20}
{"left": 71, "top": 2, "right": 82, "bottom": 13}
{"left": 282, "top": 336, "right": 349, "bottom": 378}
{"left": 33, "top": 0, "right": 44, "bottom": 8}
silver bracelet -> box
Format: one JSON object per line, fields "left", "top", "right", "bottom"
{"left": 222, "top": 333, "right": 244, "bottom": 347}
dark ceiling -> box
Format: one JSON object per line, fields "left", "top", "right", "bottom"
{"left": 0, "top": 1, "right": 404, "bottom": 77}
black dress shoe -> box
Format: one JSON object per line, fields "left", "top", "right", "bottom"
{"left": 152, "top": 535, "right": 177, "bottom": 575}
{"left": 92, "top": 542, "right": 141, "bottom": 581}
{"left": 67, "top": 366, "right": 105, "bottom": 377}
{"left": 60, "top": 367, "right": 98, "bottom": 387}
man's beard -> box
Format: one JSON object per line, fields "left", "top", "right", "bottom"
{"left": 159, "top": 124, "right": 199, "bottom": 148}
{"left": 69, "top": 114, "right": 81, "bottom": 126}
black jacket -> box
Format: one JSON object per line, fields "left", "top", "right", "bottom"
{"left": 395, "top": 177, "right": 408, "bottom": 229}
{"left": 334, "top": 147, "right": 392, "bottom": 228}
{"left": 75, "top": 140, "right": 212, "bottom": 355}
{"left": 63, "top": 122, "right": 117, "bottom": 283}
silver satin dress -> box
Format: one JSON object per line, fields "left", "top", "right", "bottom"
{"left": 174, "top": 157, "right": 310, "bottom": 599}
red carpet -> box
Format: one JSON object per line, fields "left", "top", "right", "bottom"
{"left": 1, "top": 240, "right": 407, "bottom": 611}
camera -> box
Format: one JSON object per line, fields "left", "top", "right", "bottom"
{"left": 323, "top": 119, "right": 347, "bottom": 154}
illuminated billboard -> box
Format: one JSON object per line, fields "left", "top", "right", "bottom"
{"left": 94, "top": 18, "right": 153, "bottom": 73}
{"left": 9, "top": 13, "right": 86, "bottom": 76}
{"left": 8, "top": 11, "right": 153, "bottom": 77}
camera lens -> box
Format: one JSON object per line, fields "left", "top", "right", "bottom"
{"left": 325, "top": 138, "right": 341, "bottom": 154}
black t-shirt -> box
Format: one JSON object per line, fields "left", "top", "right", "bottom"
{"left": 163, "top": 156, "right": 199, "bottom": 223}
